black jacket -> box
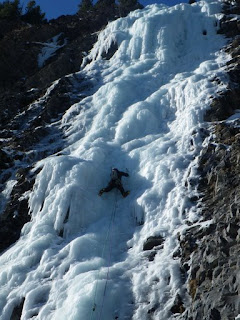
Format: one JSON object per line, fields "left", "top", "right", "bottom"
{"left": 115, "top": 169, "right": 129, "bottom": 180}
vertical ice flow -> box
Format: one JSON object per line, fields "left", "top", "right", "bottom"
{"left": 0, "top": 1, "right": 229, "bottom": 320}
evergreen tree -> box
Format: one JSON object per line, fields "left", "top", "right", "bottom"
{"left": 0, "top": 0, "right": 21, "bottom": 20}
{"left": 95, "top": 0, "right": 115, "bottom": 8}
{"left": 22, "top": 1, "right": 46, "bottom": 24}
{"left": 94, "top": 0, "right": 116, "bottom": 14}
{"left": 118, "top": 0, "right": 143, "bottom": 16}
{"left": 0, "top": 0, "right": 46, "bottom": 24}
{"left": 78, "top": 0, "right": 93, "bottom": 13}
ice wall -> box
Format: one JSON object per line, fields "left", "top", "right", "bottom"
{"left": 0, "top": 1, "right": 229, "bottom": 319}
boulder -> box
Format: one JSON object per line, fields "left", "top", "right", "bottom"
{"left": 143, "top": 235, "right": 164, "bottom": 251}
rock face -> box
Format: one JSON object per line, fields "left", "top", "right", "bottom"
{"left": 178, "top": 1, "right": 240, "bottom": 319}
{"left": 143, "top": 235, "right": 165, "bottom": 251}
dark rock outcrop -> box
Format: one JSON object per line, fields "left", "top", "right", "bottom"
{"left": 182, "top": 121, "right": 240, "bottom": 319}
{"left": 10, "top": 298, "right": 25, "bottom": 320}
{"left": 179, "top": 1, "right": 240, "bottom": 319}
{"left": 0, "top": 148, "right": 13, "bottom": 169}
{"left": 143, "top": 235, "right": 165, "bottom": 251}
{"left": 171, "top": 294, "right": 185, "bottom": 314}
{"left": 0, "top": 166, "right": 34, "bottom": 253}
{"left": 143, "top": 235, "right": 165, "bottom": 261}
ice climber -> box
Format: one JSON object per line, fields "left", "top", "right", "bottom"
{"left": 98, "top": 168, "right": 130, "bottom": 197}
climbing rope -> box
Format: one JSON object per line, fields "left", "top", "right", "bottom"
{"left": 90, "top": 192, "right": 118, "bottom": 320}
{"left": 97, "top": 191, "right": 118, "bottom": 320}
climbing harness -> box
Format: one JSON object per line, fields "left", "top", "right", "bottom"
{"left": 90, "top": 192, "right": 118, "bottom": 320}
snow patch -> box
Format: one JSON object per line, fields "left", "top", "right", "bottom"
{"left": 38, "top": 33, "right": 67, "bottom": 68}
